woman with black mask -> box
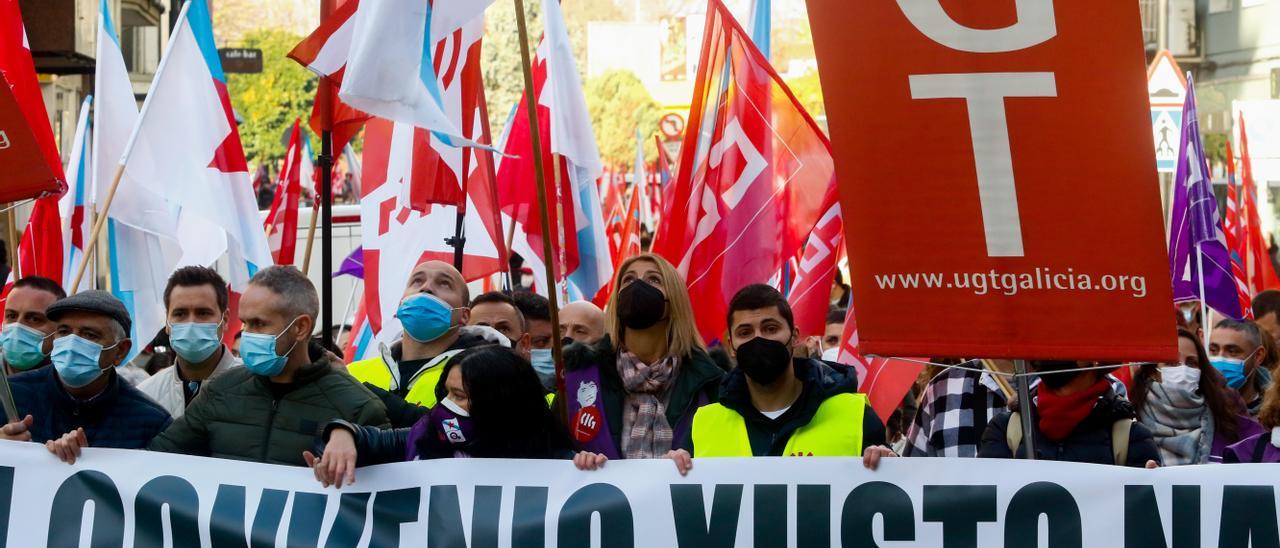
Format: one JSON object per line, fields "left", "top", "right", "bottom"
{"left": 567, "top": 254, "right": 724, "bottom": 470}
{"left": 305, "top": 346, "right": 595, "bottom": 486}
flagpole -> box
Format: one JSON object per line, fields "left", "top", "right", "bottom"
{"left": 316, "top": 0, "right": 337, "bottom": 350}
{"left": 5, "top": 208, "right": 18, "bottom": 278}
{"left": 301, "top": 200, "right": 319, "bottom": 274}
{"left": 515, "top": 0, "right": 567, "bottom": 398}
{"left": 1197, "top": 242, "right": 1211, "bottom": 349}
{"left": 552, "top": 153, "right": 570, "bottom": 302}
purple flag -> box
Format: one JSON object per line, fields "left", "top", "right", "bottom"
{"left": 1168, "top": 76, "right": 1245, "bottom": 320}
{"left": 334, "top": 246, "right": 364, "bottom": 279}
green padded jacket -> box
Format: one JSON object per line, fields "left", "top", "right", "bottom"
{"left": 148, "top": 361, "right": 390, "bottom": 466}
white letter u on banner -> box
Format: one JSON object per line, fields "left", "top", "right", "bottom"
{"left": 896, "top": 0, "right": 1057, "bottom": 53}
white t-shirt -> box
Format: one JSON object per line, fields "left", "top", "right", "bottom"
{"left": 760, "top": 406, "right": 791, "bottom": 420}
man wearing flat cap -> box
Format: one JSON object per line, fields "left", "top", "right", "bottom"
{"left": 0, "top": 291, "right": 171, "bottom": 460}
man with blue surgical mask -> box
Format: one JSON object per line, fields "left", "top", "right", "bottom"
{"left": 137, "top": 267, "right": 241, "bottom": 418}
{"left": 137, "top": 266, "right": 389, "bottom": 466}
{"left": 0, "top": 276, "right": 64, "bottom": 375}
{"left": 0, "top": 291, "right": 171, "bottom": 460}
{"left": 1209, "top": 319, "right": 1273, "bottom": 418}
{"left": 348, "top": 260, "right": 488, "bottom": 427}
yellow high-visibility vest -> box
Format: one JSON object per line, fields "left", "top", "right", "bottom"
{"left": 691, "top": 393, "right": 867, "bottom": 457}
{"left": 346, "top": 349, "right": 463, "bottom": 408}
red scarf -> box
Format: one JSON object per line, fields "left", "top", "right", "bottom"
{"left": 1036, "top": 378, "right": 1110, "bottom": 442}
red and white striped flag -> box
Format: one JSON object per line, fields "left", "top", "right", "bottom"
{"left": 835, "top": 307, "right": 925, "bottom": 425}
{"left": 1224, "top": 139, "right": 1254, "bottom": 317}
{"left": 1237, "top": 113, "right": 1280, "bottom": 296}
{"left": 263, "top": 119, "right": 306, "bottom": 266}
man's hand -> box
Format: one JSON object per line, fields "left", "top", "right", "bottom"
{"left": 0, "top": 415, "right": 33, "bottom": 442}
{"left": 46, "top": 428, "right": 89, "bottom": 465}
{"left": 303, "top": 428, "right": 358, "bottom": 488}
{"left": 665, "top": 449, "right": 693, "bottom": 476}
{"left": 573, "top": 452, "right": 608, "bottom": 471}
{"left": 862, "top": 445, "right": 898, "bottom": 471}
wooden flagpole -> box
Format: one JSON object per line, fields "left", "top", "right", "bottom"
{"left": 301, "top": 202, "right": 320, "bottom": 274}
{"left": 5, "top": 207, "right": 19, "bottom": 278}
{"left": 70, "top": 165, "right": 125, "bottom": 291}
{"left": 514, "top": 0, "right": 567, "bottom": 396}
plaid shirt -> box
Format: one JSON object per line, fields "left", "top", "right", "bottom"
{"left": 905, "top": 365, "right": 1130, "bottom": 458}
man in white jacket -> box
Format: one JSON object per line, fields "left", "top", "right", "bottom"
{"left": 138, "top": 267, "right": 240, "bottom": 417}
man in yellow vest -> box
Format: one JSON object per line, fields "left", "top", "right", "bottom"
{"left": 668, "top": 284, "right": 896, "bottom": 474}
{"left": 347, "top": 261, "right": 484, "bottom": 427}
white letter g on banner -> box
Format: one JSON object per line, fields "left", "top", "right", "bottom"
{"left": 896, "top": 0, "right": 1057, "bottom": 53}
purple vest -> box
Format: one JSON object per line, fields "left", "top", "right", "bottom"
{"left": 563, "top": 362, "right": 707, "bottom": 459}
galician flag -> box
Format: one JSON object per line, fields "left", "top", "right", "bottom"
{"left": 123, "top": 0, "right": 272, "bottom": 291}
{"left": 59, "top": 97, "right": 93, "bottom": 293}
{"left": 1168, "top": 75, "right": 1245, "bottom": 320}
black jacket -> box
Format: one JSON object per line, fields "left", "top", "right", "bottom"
{"left": 365, "top": 333, "right": 490, "bottom": 428}
{"left": 684, "top": 358, "right": 885, "bottom": 456}
{"left": 557, "top": 336, "right": 724, "bottom": 455}
{"left": 978, "top": 388, "right": 1162, "bottom": 467}
{"left": 8, "top": 367, "right": 172, "bottom": 448}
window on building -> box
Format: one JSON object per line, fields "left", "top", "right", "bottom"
{"left": 1139, "top": 0, "right": 1158, "bottom": 46}
{"left": 120, "top": 7, "right": 160, "bottom": 75}
{"left": 1208, "top": 0, "right": 1233, "bottom": 13}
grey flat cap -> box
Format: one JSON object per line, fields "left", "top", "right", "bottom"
{"left": 45, "top": 290, "right": 132, "bottom": 335}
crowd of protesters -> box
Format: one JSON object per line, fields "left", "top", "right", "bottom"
{"left": 2, "top": 253, "right": 1278, "bottom": 486}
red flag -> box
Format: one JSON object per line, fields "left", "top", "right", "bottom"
{"left": 264, "top": 119, "right": 305, "bottom": 265}
{"left": 787, "top": 191, "right": 842, "bottom": 337}
{"left": 15, "top": 196, "right": 65, "bottom": 284}
{"left": 288, "top": 0, "right": 370, "bottom": 153}
{"left": 1238, "top": 114, "right": 1280, "bottom": 295}
{"left": 652, "top": 0, "right": 834, "bottom": 342}
{"left": 834, "top": 306, "right": 924, "bottom": 425}
{"left": 0, "top": 1, "right": 65, "bottom": 201}
{"left": 618, "top": 185, "right": 643, "bottom": 264}
{"left": 494, "top": 37, "right": 582, "bottom": 285}
{"left": 1224, "top": 139, "right": 1253, "bottom": 317}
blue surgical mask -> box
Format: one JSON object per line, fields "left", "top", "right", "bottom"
{"left": 241, "top": 317, "right": 302, "bottom": 377}
{"left": 397, "top": 293, "right": 460, "bottom": 343}
{"left": 1210, "top": 355, "right": 1252, "bottom": 389}
{"left": 530, "top": 348, "right": 555, "bottom": 378}
{"left": 169, "top": 319, "right": 223, "bottom": 363}
{"left": 51, "top": 335, "right": 120, "bottom": 388}
{"left": 1, "top": 323, "right": 49, "bottom": 370}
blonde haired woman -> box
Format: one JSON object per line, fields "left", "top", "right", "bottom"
{"left": 569, "top": 254, "right": 724, "bottom": 469}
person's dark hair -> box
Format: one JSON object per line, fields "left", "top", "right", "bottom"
{"left": 12, "top": 275, "right": 66, "bottom": 300}
{"left": 163, "top": 266, "right": 229, "bottom": 311}
{"left": 249, "top": 266, "right": 319, "bottom": 320}
{"left": 1253, "top": 290, "right": 1280, "bottom": 322}
{"left": 1131, "top": 329, "right": 1243, "bottom": 442}
{"left": 826, "top": 307, "right": 846, "bottom": 326}
{"left": 470, "top": 291, "right": 526, "bottom": 331}
{"left": 1213, "top": 318, "right": 1265, "bottom": 349}
{"left": 726, "top": 284, "right": 794, "bottom": 332}
{"left": 512, "top": 290, "right": 550, "bottom": 322}
{"left": 434, "top": 346, "right": 571, "bottom": 458}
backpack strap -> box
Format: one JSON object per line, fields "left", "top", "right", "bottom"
{"left": 1006, "top": 412, "right": 1024, "bottom": 458}
{"left": 1112, "top": 419, "right": 1133, "bottom": 466}
{"left": 1253, "top": 431, "right": 1272, "bottom": 463}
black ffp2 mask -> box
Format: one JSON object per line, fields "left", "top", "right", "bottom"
{"left": 616, "top": 281, "right": 667, "bottom": 330}
{"left": 735, "top": 337, "right": 793, "bottom": 385}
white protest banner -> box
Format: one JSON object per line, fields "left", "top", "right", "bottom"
{"left": 0, "top": 442, "right": 1276, "bottom": 546}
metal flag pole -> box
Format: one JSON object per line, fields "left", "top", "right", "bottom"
{"left": 317, "top": 0, "right": 337, "bottom": 348}
{"left": 1013, "top": 359, "right": 1037, "bottom": 460}
{"left": 514, "top": 0, "right": 567, "bottom": 398}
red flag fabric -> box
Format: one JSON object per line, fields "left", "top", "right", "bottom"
{"left": 494, "top": 38, "right": 581, "bottom": 285}
{"left": 15, "top": 196, "right": 65, "bottom": 284}
{"left": 834, "top": 306, "right": 924, "bottom": 425}
{"left": 1238, "top": 114, "right": 1280, "bottom": 295}
{"left": 787, "top": 191, "right": 842, "bottom": 337}
{"left": 288, "top": 0, "right": 370, "bottom": 153}
{"left": 1224, "top": 139, "right": 1254, "bottom": 317}
{"left": 652, "top": 0, "right": 834, "bottom": 342}
{"left": 0, "top": 1, "right": 65, "bottom": 201}
{"left": 264, "top": 119, "right": 305, "bottom": 265}
{"left": 618, "top": 185, "right": 643, "bottom": 266}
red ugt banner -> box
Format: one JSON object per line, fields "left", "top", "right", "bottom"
{"left": 807, "top": 0, "right": 1176, "bottom": 361}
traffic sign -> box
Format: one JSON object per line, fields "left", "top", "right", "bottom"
{"left": 1148, "top": 51, "right": 1187, "bottom": 173}
{"left": 659, "top": 113, "right": 685, "bottom": 139}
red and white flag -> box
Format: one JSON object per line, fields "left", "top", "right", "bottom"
{"left": 1224, "top": 139, "right": 1254, "bottom": 317}
{"left": 264, "top": 119, "right": 306, "bottom": 266}
{"left": 652, "top": 0, "right": 834, "bottom": 342}
{"left": 834, "top": 307, "right": 925, "bottom": 425}
{"left": 287, "top": 0, "right": 370, "bottom": 153}
{"left": 1237, "top": 113, "right": 1280, "bottom": 295}
{"left": 786, "top": 191, "right": 843, "bottom": 337}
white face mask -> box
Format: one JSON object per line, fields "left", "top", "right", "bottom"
{"left": 821, "top": 347, "right": 840, "bottom": 362}
{"left": 1158, "top": 365, "right": 1201, "bottom": 393}
{"left": 441, "top": 396, "right": 470, "bottom": 418}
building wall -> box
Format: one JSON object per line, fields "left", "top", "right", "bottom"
{"left": 1195, "top": 0, "right": 1280, "bottom": 132}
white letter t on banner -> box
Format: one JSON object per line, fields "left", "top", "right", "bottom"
{"left": 909, "top": 72, "right": 1057, "bottom": 257}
